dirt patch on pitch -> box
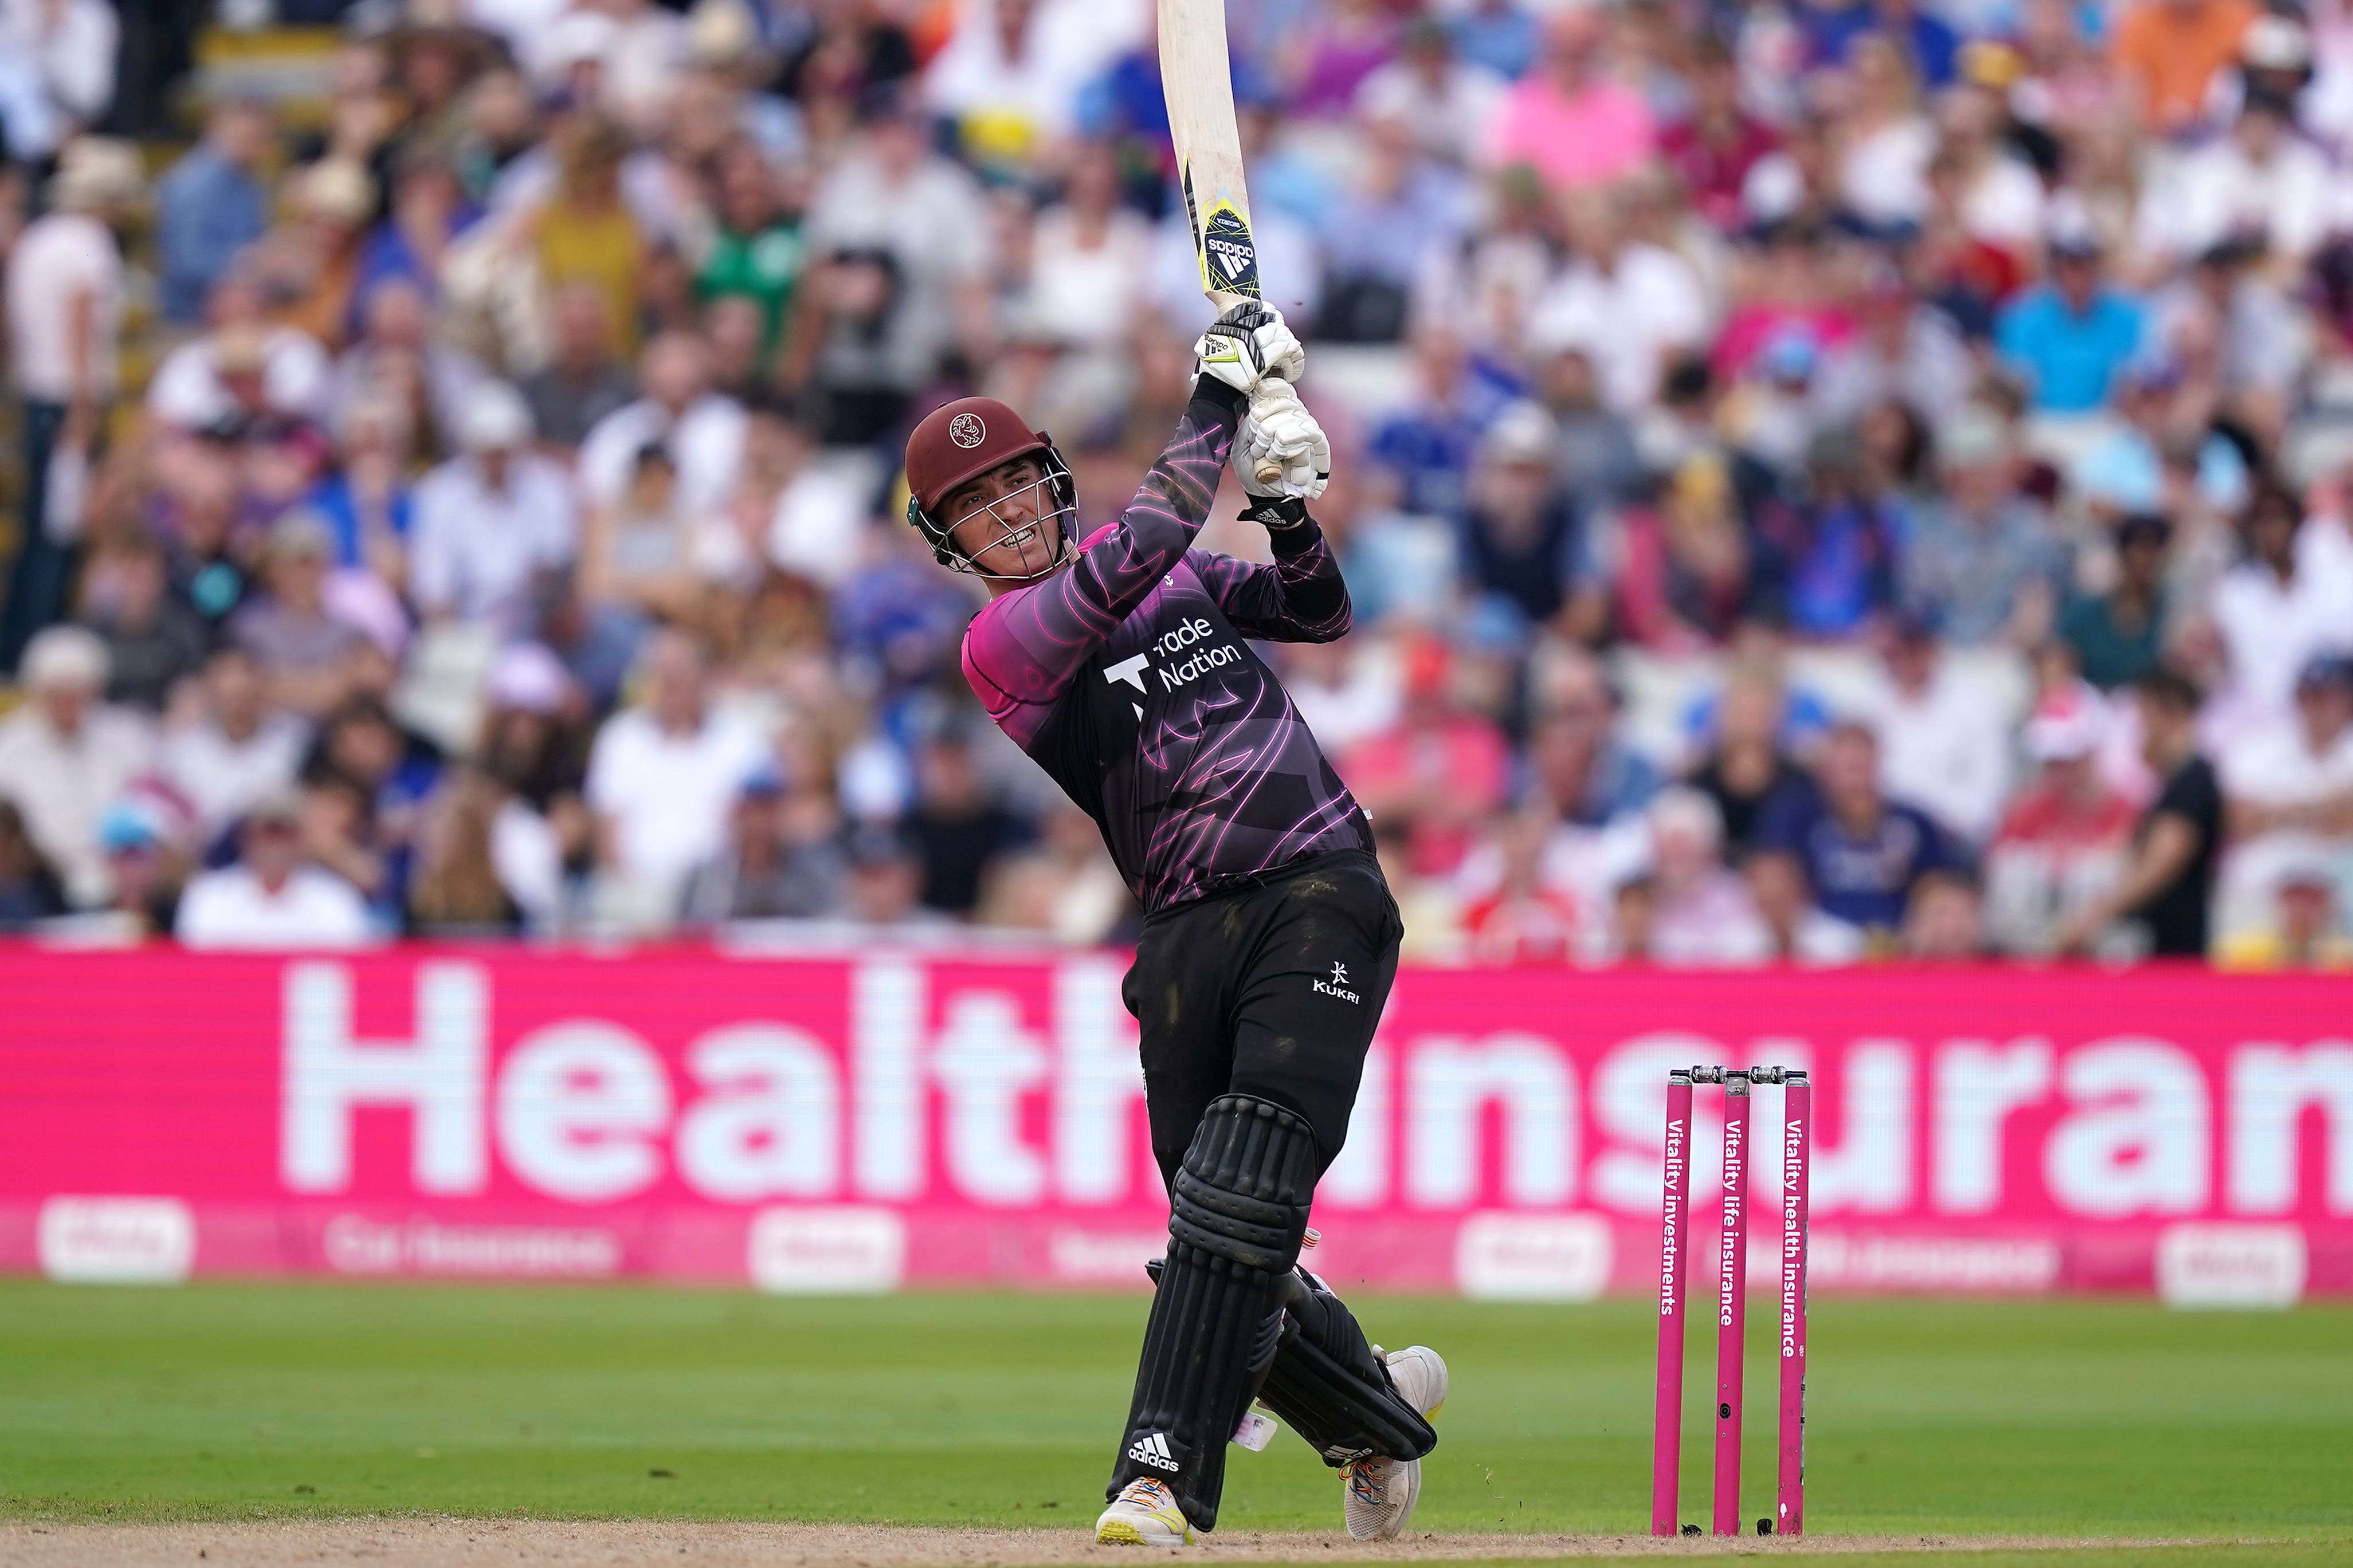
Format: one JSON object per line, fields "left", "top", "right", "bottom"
{"left": 0, "top": 1520, "right": 2236, "bottom": 1567}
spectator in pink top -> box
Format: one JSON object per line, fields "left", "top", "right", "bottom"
{"left": 1343, "top": 635, "right": 1511, "bottom": 878}
{"left": 1480, "top": 5, "right": 1656, "bottom": 192}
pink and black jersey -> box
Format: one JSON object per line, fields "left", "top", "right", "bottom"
{"left": 959, "top": 381, "right": 1372, "bottom": 914}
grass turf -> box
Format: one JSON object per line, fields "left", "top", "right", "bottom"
{"left": 0, "top": 1282, "right": 2347, "bottom": 1546}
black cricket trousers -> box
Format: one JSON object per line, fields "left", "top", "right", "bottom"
{"left": 1122, "top": 848, "right": 1403, "bottom": 1189}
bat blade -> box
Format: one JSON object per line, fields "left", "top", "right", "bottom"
{"left": 1158, "top": 0, "right": 1281, "bottom": 482}
{"left": 1159, "top": 0, "right": 1261, "bottom": 314}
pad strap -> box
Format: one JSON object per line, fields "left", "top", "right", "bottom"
{"left": 1257, "top": 1269, "right": 1438, "bottom": 1467}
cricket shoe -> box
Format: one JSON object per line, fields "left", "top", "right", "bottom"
{"left": 1341, "top": 1345, "right": 1449, "bottom": 1542}
{"left": 1096, "top": 1475, "right": 1195, "bottom": 1547}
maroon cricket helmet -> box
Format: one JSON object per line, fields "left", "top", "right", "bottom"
{"left": 903, "top": 396, "right": 1076, "bottom": 575}
{"left": 905, "top": 397, "right": 1049, "bottom": 514}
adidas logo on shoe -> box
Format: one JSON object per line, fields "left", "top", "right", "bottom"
{"left": 1127, "top": 1432, "right": 1181, "bottom": 1472}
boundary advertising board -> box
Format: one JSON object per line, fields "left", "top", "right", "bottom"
{"left": 3, "top": 947, "right": 2346, "bottom": 1302}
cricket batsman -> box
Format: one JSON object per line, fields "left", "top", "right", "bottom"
{"left": 902, "top": 306, "right": 1445, "bottom": 1547}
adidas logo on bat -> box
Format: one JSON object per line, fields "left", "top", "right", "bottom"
{"left": 1202, "top": 208, "right": 1260, "bottom": 296}
{"left": 1127, "top": 1431, "right": 1181, "bottom": 1472}
{"left": 1206, "top": 237, "right": 1253, "bottom": 278}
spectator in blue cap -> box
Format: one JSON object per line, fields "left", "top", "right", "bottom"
{"left": 96, "top": 797, "right": 184, "bottom": 939}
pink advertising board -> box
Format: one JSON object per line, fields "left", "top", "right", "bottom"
{"left": 2, "top": 946, "right": 2347, "bottom": 1300}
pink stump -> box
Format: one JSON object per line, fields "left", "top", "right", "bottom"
{"left": 1711, "top": 1071, "right": 1751, "bottom": 1537}
{"left": 1650, "top": 1071, "right": 1695, "bottom": 1537}
{"left": 1776, "top": 1074, "right": 1812, "bottom": 1538}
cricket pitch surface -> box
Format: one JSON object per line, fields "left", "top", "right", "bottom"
{"left": 0, "top": 1520, "right": 2300, "bottom": 1568}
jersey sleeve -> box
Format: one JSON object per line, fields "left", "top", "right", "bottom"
{"left": 1186, "top": 521, "right": 1351, "bottom": 645}
{"left": 962, "top": 380, "right": 1244, "bottom": 749}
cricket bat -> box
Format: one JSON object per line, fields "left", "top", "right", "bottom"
{"left": 1159, "top": 0, "right": 1285, "bottom": 484}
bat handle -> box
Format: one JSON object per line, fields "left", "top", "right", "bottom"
{"left": 1253, "top": 457, "right": 1283, "bottom": 484}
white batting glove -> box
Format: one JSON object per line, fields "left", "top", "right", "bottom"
{"left": 1195, "top": 302, "right": 1308, "bottom": 398}
{"left": 1238, "top": 379, "right": 1330, "bottom": 504}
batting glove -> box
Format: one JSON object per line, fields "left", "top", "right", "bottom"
{"left": 1238, "top": 379, "right": 1330, "bottom": 505}
{"left": 1195, "top": 302, "right": 1308, "bottom": 397}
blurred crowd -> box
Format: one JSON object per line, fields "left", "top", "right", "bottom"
{"left": 1, "top": 0, "right": 2351, "bottom": 965}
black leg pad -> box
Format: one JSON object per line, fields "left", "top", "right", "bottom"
{"left": 1138, "top": 1264, "right": 1440, "bottom": 1471}
{"left": 1109, "top": 1095, "right": 1317, "bottom": 1532}
{"left": 1257, "top": 1268, "right": 1438, "bottom": 1467}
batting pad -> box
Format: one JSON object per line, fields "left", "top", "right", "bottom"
{"left": 1110, "top": 1095, "right": 1316, "bottom": 1532}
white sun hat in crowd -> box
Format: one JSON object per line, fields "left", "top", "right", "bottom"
{"left": 460, "top": 382, "right": 535, "bottom": 453}
{"left": 2025, "top": 682, "right": 2111, "bottom": 763}
{"left": 485, "top": 642, "right": 574, "bottom": 714}
{"left": 48, "top": 137, "right": 145, "bottom": 214}
{"left": 20, "top": 624, "right": 110, "bottom": 693}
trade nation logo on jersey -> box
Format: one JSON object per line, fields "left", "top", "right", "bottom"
{"left": 1101, "top": 618, "right": 1244, "bottom": 728}
{"left": 1104, "top": 651, "right": 1149, "bottom": 722}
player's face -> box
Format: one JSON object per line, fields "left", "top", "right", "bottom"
{"left": 944, "top": 457, "right": 1067, "bottom": 581}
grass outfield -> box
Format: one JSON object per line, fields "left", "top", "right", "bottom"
{"left": 1, "top": 1281, "right": 2348, "bottom": 1550}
